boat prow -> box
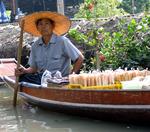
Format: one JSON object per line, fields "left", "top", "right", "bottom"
{"left": 0, "top": 58, "right": 16, "bottom": 82}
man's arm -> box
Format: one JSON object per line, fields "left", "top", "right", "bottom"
{"left": 71, "top": 54, "right": 84, "bottom": 74}
{"left": 24, "top": 67, "right": 37, "bottom": 74}
{"left": 15, "top": 66, "right": 37, "bottom": 76}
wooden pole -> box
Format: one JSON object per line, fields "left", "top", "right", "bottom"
{"left": 12, "top": 0, "right": 17, "bottom": 16}
{"left": 42, "top": 0, "right": 46, "bottom": 10}
{"left": 132, "top": 0, "right": 135, "bottom": 14}
{"left": 11, "top": 0, "right": 17, "bottom": 22}
{"left": 57, "top": 0, "right": 64, "bottom": 15}
{"left": 96, "top": 51, "right": 101, "bottom": 70}
{"left": 13, "top": 20, "right": 25, "bottom": 107}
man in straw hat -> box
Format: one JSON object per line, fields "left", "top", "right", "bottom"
{"left": 15, "top": 11, "right": 84, "bottom": 84}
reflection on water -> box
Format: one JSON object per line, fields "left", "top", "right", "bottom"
{"left": 0, "top": 85, "right": 150, "bottom": 132}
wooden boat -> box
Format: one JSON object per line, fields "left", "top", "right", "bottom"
{"left": 1, "top": 58, "right": 150, "bottom": 122}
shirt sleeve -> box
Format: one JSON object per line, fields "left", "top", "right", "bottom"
{"left": 28, "top": 45, "right": 37, "bottom": 68}
{"left": 63, "top": 37, "right": 82, "bottom": 62}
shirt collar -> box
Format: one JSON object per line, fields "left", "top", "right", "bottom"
{"left": 38, "top": 34, "right": 57, "bottom": 45}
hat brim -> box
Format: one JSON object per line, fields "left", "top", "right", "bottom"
{"left": 20, "top": 11, "right": 71, "bottom": 36}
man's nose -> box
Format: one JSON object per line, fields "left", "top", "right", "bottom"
{"left": 40, "top": 23, "right": 47, "bottom": 28}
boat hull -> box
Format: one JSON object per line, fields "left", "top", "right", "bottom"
{"left": 3, "top": 76, "right": 150, "bottom": 122}
{"left": 19, "top": 91, "right": 150, "bottom": 122}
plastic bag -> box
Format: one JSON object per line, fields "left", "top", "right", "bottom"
{"left": 54, "top": 71, "right": 62, "bottom": 79}
{"left": 41, "top": 70, "right": 52, "bottom": 87}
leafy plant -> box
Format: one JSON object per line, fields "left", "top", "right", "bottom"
{"left": 119, "top": 0, "right": 150, "bottom": 14}
{"left": 75, "top": 0, "right": 126, "bottom": 20}
{"left": 68, "top": 15, "right": 150, "bottom": 71}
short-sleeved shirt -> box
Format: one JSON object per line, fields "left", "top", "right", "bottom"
{"left": 29, "top": 34, "right": 82, "bottom": 77}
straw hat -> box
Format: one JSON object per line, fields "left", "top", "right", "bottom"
{"left": 20, "top": 11, "right": 71, "bottom": 36}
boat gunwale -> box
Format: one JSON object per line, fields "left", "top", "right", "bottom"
{"left": 3, "top": 76, "right": 150, "bottom": 92}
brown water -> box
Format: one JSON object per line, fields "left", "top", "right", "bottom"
{"left": 0, "top": 85, "right": 150, "bottom": 132}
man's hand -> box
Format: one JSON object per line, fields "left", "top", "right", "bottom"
{"left": 15, "top": 66, "right": 26, "bottom": 76}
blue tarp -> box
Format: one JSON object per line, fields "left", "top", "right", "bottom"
{"left": 0, "top": 1, "right": 9, "bottom": 23}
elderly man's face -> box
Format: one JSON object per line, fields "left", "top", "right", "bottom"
{"left": 37, "top": 18, "right": 53, "bottom": 36}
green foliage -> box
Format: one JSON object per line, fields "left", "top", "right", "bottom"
{"left": 69, "top": 26, "right": 104, "bottom": 70}
{"left": 119, "top": 0, "right": 150, "bottom": 14}
{"left": 75, "top": 0, "right": 126, "bottom": 19}
{"left": 6, "top": 10, "right": 11, "bottom": 17}
{"left": 68, "top": 29, "right": 88, "bottom": 44}
{"left": 101, "top": 16, "right": 150, "bottom": 70}
{"left": 68, "top": 15, "right": 150, "bottom": 70}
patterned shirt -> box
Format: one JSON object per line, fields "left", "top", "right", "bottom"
{"left": 29, "top": 34, "right": 82, "bottom": 77}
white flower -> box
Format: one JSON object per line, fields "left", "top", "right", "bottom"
{"left": 137, "top": 25, "right": 142, "bottom": 30}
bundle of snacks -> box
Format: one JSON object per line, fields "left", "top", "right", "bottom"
{"left": 68, "top": 69, "right": 150, "bottom": 89}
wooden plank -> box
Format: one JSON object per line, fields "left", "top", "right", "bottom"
{"left": 0, "top": 58, "right": 16, "bottom": 77}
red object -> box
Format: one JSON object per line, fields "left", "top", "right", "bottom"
{"left": 99, "top": 54, "right": 105, "bottom": 62}
{"left": 88, "top": 3, "right": 94, "bottom": 11}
